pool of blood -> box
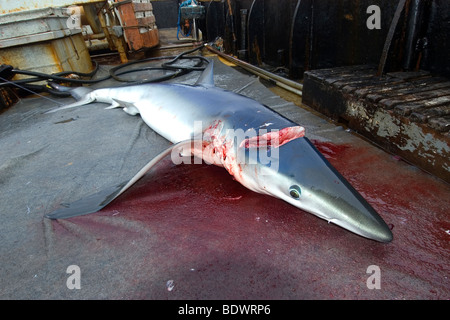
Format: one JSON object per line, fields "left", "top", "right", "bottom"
{"left": 61, "top": 139, "right": 450, "bottom": 299}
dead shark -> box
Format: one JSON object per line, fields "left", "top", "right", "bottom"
{"left": 45, "top": 60, "right": 393, "bottom": 242}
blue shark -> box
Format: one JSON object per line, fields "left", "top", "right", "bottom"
{"left": 45, "top": 61, "right": 393, "bottom": 242}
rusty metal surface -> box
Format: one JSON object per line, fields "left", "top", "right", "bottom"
{"left": 0, "top": 33, "right": 93, "bottom": 80}
{"left": 303, "top": 65, "right": 450, "bottom": 183}
{"left": 0, "top": 0, "right": 105, "bottom": 15}
{"left": 114, "top": 0, "right": 159, "bottom": 51}
{"left": 0, "top": 33, "right": 93, "bottom": 79}
{"left": 0, "top": 5, "right": 93, "bottom": 77}
{"left": 0, "top": 7, "right": 83, "bottom": 47}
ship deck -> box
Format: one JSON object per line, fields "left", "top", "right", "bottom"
{"left": 0, "top": 40, "right": 449, "bottom": 300}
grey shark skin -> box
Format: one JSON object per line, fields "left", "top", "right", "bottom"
{"left": 45, "top": 61, "right": 393, "bottom": 243}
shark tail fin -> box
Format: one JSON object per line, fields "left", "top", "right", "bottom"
{"left": 45, "top": 83, "right": 94, "bottom": 114}
{"left": 48, "top": 82, "right": 93, "bottom": 100}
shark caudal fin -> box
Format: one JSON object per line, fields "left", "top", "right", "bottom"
{"left": 45, "top": 84, "right": 94, "bottom": 114}
{"left": 48, "top": 82, "right": 93, "bottom": 100}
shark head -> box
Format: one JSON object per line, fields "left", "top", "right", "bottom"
{"left": 235, "top": 135, "right": 393, "bottom": 243}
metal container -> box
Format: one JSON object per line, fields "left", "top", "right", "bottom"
{"left": 0, "top": 7, "right": 93, "bottom": 80}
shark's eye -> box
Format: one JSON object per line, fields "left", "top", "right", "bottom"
{"left": 289, "top": 185, "right": 301, "bottom": 199}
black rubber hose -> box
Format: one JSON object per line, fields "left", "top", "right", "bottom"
{"left": 0, "top": 44, "right": 207, "bottom": 92}
{"left": 108, "top": 45, "right": 207, "bottom": 84}
{"left": 0, "top": 60, "right": 109, "bottom": 87}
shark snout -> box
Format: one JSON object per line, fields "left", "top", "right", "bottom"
{"left": 371, "top": 224, "right": 393, "bottom": 243}
{"left": 329, "top": 208, "right": 393, "bottom": 243}
{"left": 300, "top": 183, "right": 393, "bottom": 242}
{"left": 286, "top": 188, "right": 393, "bottom": 242}
{"left": 271, "top": 138, "right": 394, "bottom": 243}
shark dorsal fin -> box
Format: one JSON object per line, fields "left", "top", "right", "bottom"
{"left": 195, "top": 60, "right": 215, "bottom": 87}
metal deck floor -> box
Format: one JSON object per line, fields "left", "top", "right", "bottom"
{"left": 0, "top": 57, "right": 448, "bottom": 300}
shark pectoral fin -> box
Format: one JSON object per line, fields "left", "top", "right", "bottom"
{"left": 45, "top": 182, "right": 127, "bottom": 219}
{"left": 45, "top": 140, "right": 195, "bottom": 220}
{"left": 108, "top": 99, "right": 140, "bottom": 115}
{"left": 117, "top": 139, "right": 201, "bottom": 194}
{"left": 105, "top": 100, "right": 121, "bottom": 110}
{"left": 239, "top": 126, "right": 306, "bottom": 149}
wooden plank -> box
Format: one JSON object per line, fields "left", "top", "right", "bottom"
{"left": 393, "top": 95, "right": 450, "bottom": 116}
{"left": 410, "top": 104, "right": 450, "bottom": 126}
{"left": 380, "top": 89, "right": 450, "bottom": 111}
{"left": 364, "top": 78, "right": 450, "bottom": 102}
{"left": 428, "top": 116, "right": 450, "bottom": 133}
